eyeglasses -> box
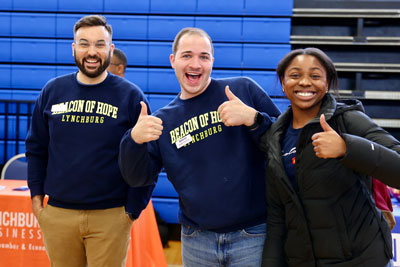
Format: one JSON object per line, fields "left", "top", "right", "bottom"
{"left": 75, "top": 40, "right": 109, "bottom": 51}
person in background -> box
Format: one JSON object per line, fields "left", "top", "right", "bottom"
{"left": 26, "top": 15, "right": 153, "bottom": 267}
{"left": 119, "top": 27, "right": 281, "bottom": 266}
{"left": 107, "top": 46, "right": 171, "bottom": 247}
{"left": 260, "top": 47, "right": 400, "bottom": 267}
{"left": 107, "top": 47, "right": 127, "bottom": 78}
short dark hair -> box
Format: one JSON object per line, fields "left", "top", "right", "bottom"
{"left": 113, "top": 48, "right": 128, "bottom": 69}
{"left": 73, "top": 15, "right": 112, "bottom": 38}
{"left": 276, "top": 47, "right": 338, "bottom": 91}
{"left": 172, "top": 27, "right": 214, "bottom": 56}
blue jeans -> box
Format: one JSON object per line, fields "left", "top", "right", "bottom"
{"left": 181, "top": 223, "right": 266, "bottom": 267}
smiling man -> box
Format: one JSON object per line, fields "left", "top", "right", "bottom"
{"left": 26, "top": 15, "right": 154, "bottom": 267}
{"left": 119, "top": 27, "right": 281, "bottom": 266}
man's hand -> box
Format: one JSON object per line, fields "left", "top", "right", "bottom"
{"left": 217, "top": 86, "right": 257, "bottom": 127}
{"left": 130, "top": 101, "right": 163, "bottom": 144}
{"left": 31, "top": 195, "right": 44, "bottom": 219}
{"left": 311, "top": 114, "right": 346, "bottom": 159}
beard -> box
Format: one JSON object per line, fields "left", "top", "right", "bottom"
{"left": 74, "top": 50, "right": 111, "bottom": 78}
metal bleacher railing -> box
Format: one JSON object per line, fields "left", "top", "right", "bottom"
{"left": 0, "top": 99, "right": 33, "bottom": 166}
{"left": 290, "top": 3, "right": 400, "bottom": 139}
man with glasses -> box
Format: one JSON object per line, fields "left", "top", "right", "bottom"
{"left": 107, "top": 47, "right": 128, "bottom": 78}
{"left": 26, "top": 15, "right": 153, "bottom": 267}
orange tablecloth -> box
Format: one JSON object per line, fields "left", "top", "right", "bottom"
{"left": 0, "top": 180, "right": 167, "bottom": 267}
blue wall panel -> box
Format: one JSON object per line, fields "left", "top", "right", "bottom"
{"left": 195, "top": 17, "right": 242, "bottom": 42}
{"left": 0, "top": 65, "right": 11, "bottom": 88}
{"left": 58, "top": 0, "right": 103, "bottom": 12}
{"left": 11, "top": 65, "right": 56, "bottom": 89}
{"left": 114, "top": 41, "right": 148, "bottom": 66}
{"left": 243, "top": 18, "right": 291, "bottom": 43}
{"left": 244, "top": 0, "right": 293, "bottom": 16}
{"left": 147, "top": 69, "right": 180, "bottom": 94}
{"left": 213, "top": 43, "right": 242, "bottom": 68}
{"left": 197, "top": 0, "right": 244, "bottom": 15}
{"left": 12, "top": 39, "right": 56, "bottom": 63}
{"left": 56, "top": 14, "right": 88, "bottom": 38}
{"left": 12, "top": 0, "right": 57, "bottom": 11}
{"left": 147, "top": 94, "right": 176, "bottom": 112}
{"left": 148, "top": 42, "right": 171, "bottom": 66}
{"left": 0, "top": 1, "right": 12, "bottom": 10}
{"left": 107, "top": 15, "right": 148, "bottom": 40}
{"left": 0, "top": 38, "right": 11, "bottom": 62}
{"left": 148, "top": 16, "right": 194, "bottom": 41}
{"left": 0, "top": 13, "right": 11, "bottom": 36}
{"left": 104, "top": 0, "right": 150, "bottom": 13}
{"left": 11, "top": 13, "right": 56, "bottom": 37}
{"left": 243, "top": 44, "right": 291, "bottom": 69}
{"left": 56, "top": 40, "right": 74, "bottom": 64}
{"left": 124, "top": 68, "right": 148, "bottom": 92}
{"left": 150, "top": 0, "right": 197, "bottom": 14}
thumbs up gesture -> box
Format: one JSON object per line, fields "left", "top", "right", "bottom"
{"left": 130, "top": 101, "right": 163, "bottom": 144}
{"left": 217, "top": 85, "right": 257, "bottom": 127}
{"left": 311, "top": 114, "right": 346, "bottom": 159}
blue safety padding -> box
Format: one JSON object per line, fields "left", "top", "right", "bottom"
{"left": 148, "top": 16, "right": 195, "bottom": 41}
{"left": 124, "top": 68, "right": 148, "bottom": 92}
{"left": 243, "top": 44, "right": 291, "bottom": 69}
{"left": 243, "top": 18, "right": 291, "bottom": 43}
{"left": 107, "top": 15, "right": 148, "bottom": 40}
{"left": 0, "top": 65, "right": 11, "bottom": 88}
{"left": 152, "top": 172, "right": 178, "bottom": 198}
{"left": 148, "top": 42, "right": 171, "bottom": 66}
{"left": 0, "top": 38, "right": 11, "bottom": 62}
{"left": 147, "top": 94, "right": 176, "bottom": 112}
{"left": 0, "top": 115, "right": 29, "bottom": 139}
{"left": 12, "top": 39, "right": 56, "bottom": 63}
{"left": 0, "top": 13, "right": 10, "bottom": 36}
{"left": 147, "top": 69, "right": 180, "bottom": 94}
{"left": 58, "top": 0, "right": 103, "bottom": 12}
{"left": 197, "top": 0, "right": 244, "bottom": 15}
{"left": 56, "top": 14, "right": 89, "bottom": 38}
{"left": 195, "top": 17, "right": 242, "bottom": 42}
{"left": 244, "top": 0, "right": 293, "bottom": 16}
{"left": 0, "top": 89, "right": 39, "bottom": 101}
{"left": 242, "top": 70, "right": 284, "bottom": 97}
{"left": 56, "top": 39, "right": 74, "bottom": 64}
{"left": 11, "top": 13, "right": 56, "bottom": 37}
{"left": 214, "top": 43, "right": 242, "bottom": 68}
{"left": 11, "top": 65, "right": 56, "bottom": 89}
{"left": 0, "top": 0, "right": 12, "bottom": 10}
{"left": 150, "top": 0, "right": 197, "bottom": 14}
{"left": 152, "top": 197, "right": 179, "bottom": 224}
{"left": 114, "top": 41, "right": 148, "bottom": 66}
{"left": 104, "top": 0, "right": 150, "bottom": 13}
{"left": 56, "top": 66, "right": 78, "bottom": 77}
{"left": 212, "top": 70, "right": 242, "bottom": 79}
{"left": 272, "top": 98, "right": 290, "bottom": 112}
{"left": 12, "top": 0, "right": 57, "bottom": 11}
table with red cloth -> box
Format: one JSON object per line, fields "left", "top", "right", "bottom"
{"left": 0, "top": 179, "right": 167, "bottom": 267}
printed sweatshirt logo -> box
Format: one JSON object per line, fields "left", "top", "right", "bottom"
{"left": 170, "top": 110, "right": 223, "bottom": 147}
{"left": 51, "top": 100, "right": 118, "bottom": 124}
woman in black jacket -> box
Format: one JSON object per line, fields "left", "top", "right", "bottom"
{"left": 260, "top": 47, "right": 400, "bottom": 267}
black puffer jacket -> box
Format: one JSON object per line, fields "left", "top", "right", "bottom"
{"left": 261, "top": 94, "right": 400, "bottom": 267}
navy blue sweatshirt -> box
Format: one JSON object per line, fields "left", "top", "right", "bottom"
{"left": 26, "top": 72, "right": 154, "bottom": 217}
{"left": 119, "top": 77, "right": 281, "bottom": 231}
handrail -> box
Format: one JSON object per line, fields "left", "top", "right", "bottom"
{"left": 293, "top": 8, "right": 400, "bottom": 18}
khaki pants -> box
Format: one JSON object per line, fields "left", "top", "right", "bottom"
{"left": 38, "top": 205, "right": 132, "bottom": 267}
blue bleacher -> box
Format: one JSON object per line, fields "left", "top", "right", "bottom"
{"left": 0, "top": 0, "right": 293, "bottom": 224}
